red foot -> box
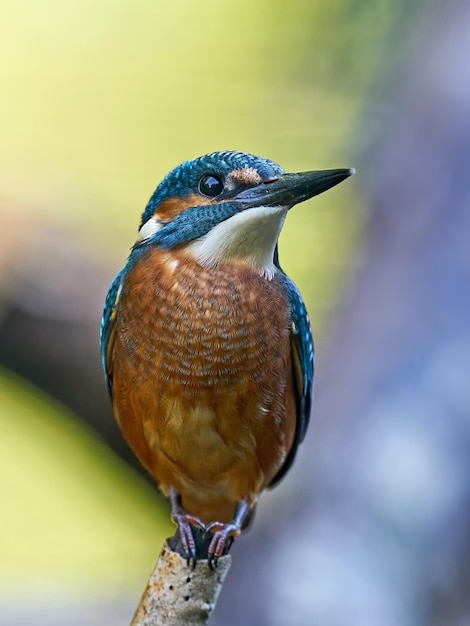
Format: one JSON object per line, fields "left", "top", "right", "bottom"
{"left": 172, "top": 512, "right": 205, "bottom": 568}
{"left": 206, "top": 521, "right": 241, "bottom": 569}
{"left": 170, "top": 488, "right": 206, "bottom": 567}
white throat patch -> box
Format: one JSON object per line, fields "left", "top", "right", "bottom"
{"left": 135, "top": 216, "right": 162, "bottom": 243}
{"left": 187, "top": 205, "right": 288, "bottom": 279}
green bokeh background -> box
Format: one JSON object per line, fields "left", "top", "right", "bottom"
{"left": 0, "top": 0, "right": 416, "bottom": 607}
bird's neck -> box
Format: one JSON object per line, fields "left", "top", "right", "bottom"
{"left": 186, "top": 205, "right": 288, "bottom": 280}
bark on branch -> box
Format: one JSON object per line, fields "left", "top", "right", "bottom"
{"left": 130, "top": 538, "right": 231, "bottom": 626}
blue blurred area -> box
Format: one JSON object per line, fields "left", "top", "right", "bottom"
{"left": 213, "top": 3, "right": 470, "bottom": 626}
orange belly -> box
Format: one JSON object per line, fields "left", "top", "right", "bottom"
{"left": 111, "top": 247, "right": 296, "bottom": 524}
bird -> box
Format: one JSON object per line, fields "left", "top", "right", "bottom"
{"left": 101, "top": 150, "right": 354, "bottom": 567}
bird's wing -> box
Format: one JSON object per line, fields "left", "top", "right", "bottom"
{"left": 100, "top": 269, "right": 125, "bottom": 399}
{"left": 269, "top": 256, "right": 314, "bottom": 487}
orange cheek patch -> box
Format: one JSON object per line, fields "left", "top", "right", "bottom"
{"left": 154, "top": 193, "right": 213, "bottom": 222}
{"left": 229, "top": 166, "right": 263, "bottom": 186}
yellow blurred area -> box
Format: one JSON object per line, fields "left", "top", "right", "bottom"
{"left": 0, "top": 367, "right": 171, "bottom": 593}
{"left": 0, "top": 0, "right": 396, "bottom": 612}
{"left": 1, "top": 0, "right": 365, "bottom": 290}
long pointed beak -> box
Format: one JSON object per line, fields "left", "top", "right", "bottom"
{"left": 235, "top": 168, "right": 355, "bottom": 208}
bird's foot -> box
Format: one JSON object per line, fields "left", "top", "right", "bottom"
{"left": 172, "top": 511, "right": 206, "bottom": 568}
{"left": 170, "top": 488, "right": 206, "bottom": 568}
{"left": 206, "top": 521, "right": 241, "bottom": 569}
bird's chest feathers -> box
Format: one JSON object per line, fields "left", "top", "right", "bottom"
{"left": 118, "top": 247, "right": 291, "bottom": 393}
{"left": 116, "top": 247, "right": 293, "bottom": 484}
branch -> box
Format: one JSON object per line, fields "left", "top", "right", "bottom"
{"left": 130, "top": 537, "right": 231, "bottom": 626}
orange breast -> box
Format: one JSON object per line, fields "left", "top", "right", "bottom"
{"left": 111, "top": 246, "right": 296, "bottom": 523}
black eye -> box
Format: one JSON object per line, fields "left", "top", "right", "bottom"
{"left": 198, "top": 174, "right": 224, "bottom": 197}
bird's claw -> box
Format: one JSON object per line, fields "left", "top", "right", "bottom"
{"left": 172, "top": 512, "right": 206, "bottom": 569}
{"left": 206, "top": 521, "right": 241, "bottom": 569}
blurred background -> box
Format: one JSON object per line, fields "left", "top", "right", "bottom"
{"left": 1, "top": 0, "right": 470, "bottom": 624}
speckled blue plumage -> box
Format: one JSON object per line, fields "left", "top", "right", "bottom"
{"left": 100, "top": 268, "right": 125, "bottom": 394}
{"left": 268, "top": 247, "right": 314, "bottom": 486}
{"left": 134, "top": 200, "right": 241, "bottom": 253}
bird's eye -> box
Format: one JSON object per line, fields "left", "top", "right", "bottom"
{"left": 198, "top": 174, "right": 224, "bottom": 197}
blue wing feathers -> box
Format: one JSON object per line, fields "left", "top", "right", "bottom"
{"left": 100, "top": 269, "right": 125, "bottom": 397}
{"left": 285, "top": 276, "right": 314, "bottom": 442}
{"left": 268, "top": 252, "right": 314, "bottom": 487}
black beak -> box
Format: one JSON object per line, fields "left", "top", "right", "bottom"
{"left": 235, "top": 168, "right": 355, "bottom": 208}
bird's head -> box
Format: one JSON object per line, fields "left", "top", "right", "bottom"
{"left": 134, "top": 151, "right": 354, "bottom": 278}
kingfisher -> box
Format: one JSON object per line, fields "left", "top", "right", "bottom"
{"left": 101, "top": 150, "right": 353, "bottom": 567}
